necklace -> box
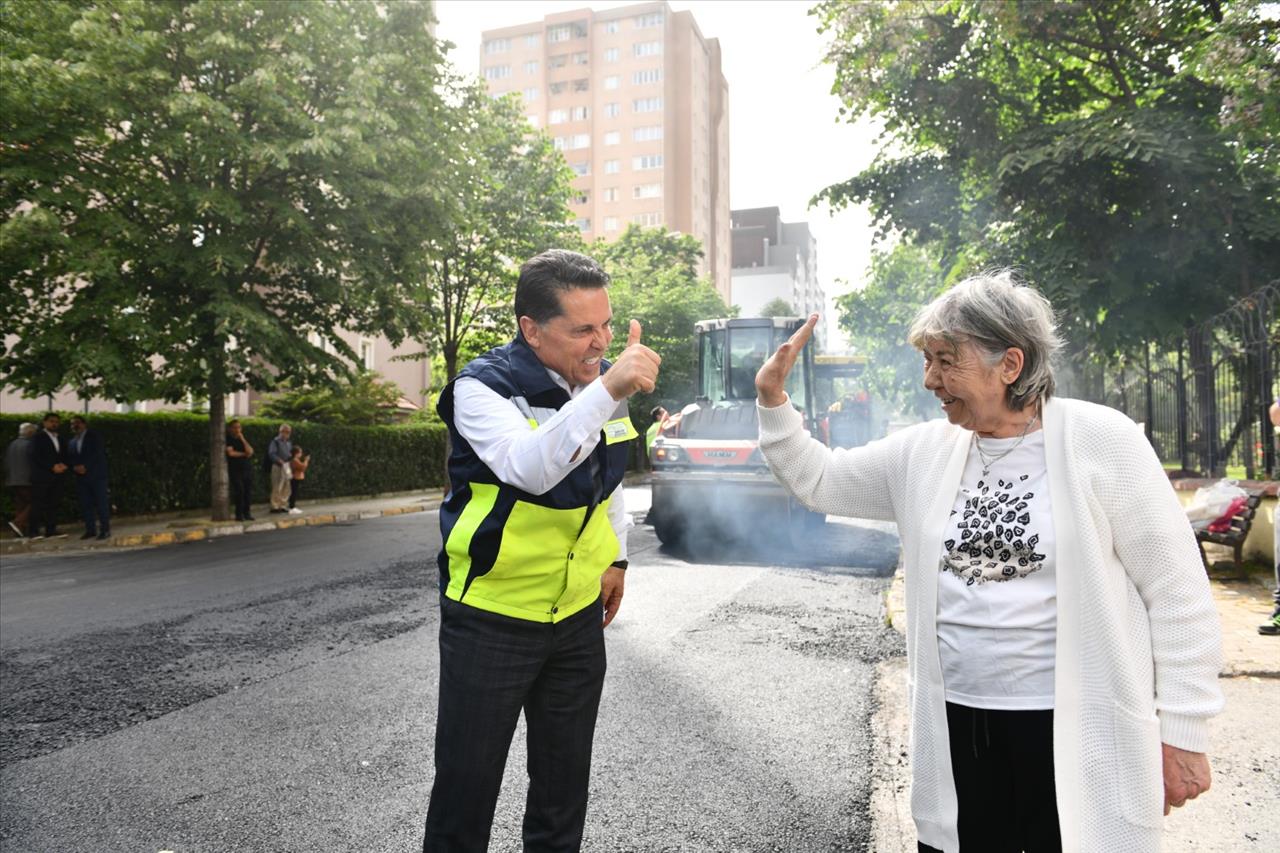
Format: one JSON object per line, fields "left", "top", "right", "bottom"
{"left": 973, "top": 413, "right": 1040, "bottom": 477}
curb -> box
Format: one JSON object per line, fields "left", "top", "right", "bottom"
{"left": 0, "top": 501, "right": 438, "bottom": 557}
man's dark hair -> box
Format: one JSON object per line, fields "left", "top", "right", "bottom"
{"left": 514, "top": 249, "right": 609, "bottom": 326}
{"left": 71, "top": 415, "right": 87, "bottom": 426}
{"left": 650, "top": 406, "right": 666, "bottom": 420}
{"left": 227, "top": 418, "right": 241, "bottom": 427}
{"left": 42, "top": 412, "right": 59, "bottom": 423}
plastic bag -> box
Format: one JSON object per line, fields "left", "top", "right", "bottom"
{"left": 1185, "top": 479, "right": 1247, "bottom": 529}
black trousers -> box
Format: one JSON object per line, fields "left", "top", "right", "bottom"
{"left": 423, "top": 595, "right": 606, "bottom": 853}
{"left": 31, "top": 479, "right": 62, "bottom": 536}
{"left": 288, "top": 479, "right": 301, "bottom": 509}
{"left": 229, "top": 466, "right": 253, "bottom": 520}
{"left": 918, "top": 703, "right": 1061, "bottom": 853}
{"left": 75, "top": 475, "right": 110, "bottom": 535}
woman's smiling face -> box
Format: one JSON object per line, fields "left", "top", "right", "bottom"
{"left": 921, "top": 338, "right": 1012, "bottom": 433}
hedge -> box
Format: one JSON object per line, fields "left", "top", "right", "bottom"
{"left": 0, "top": 411, "right": 448, "bottom": 524}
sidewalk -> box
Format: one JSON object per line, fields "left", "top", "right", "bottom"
{"left": 871, "top": 561, "right": 1280, "bottom": 852}
{"left": 0, "top": 489, "right": 447, "bottom": 558}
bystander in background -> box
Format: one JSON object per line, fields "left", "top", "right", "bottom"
{"left": 225, "top": 419, "right": 255, "bottom": 522}
{"left": 288, "top": 446, "right": 309, "bottom": 514}
{"left": 1263, "top": 397, "right": 1280, "bottom": 636}
{"left": 4, "top": 422, "right": 37, "bottom": 538}
{"left": 266, "top": 424, "right": 293, "bottom": 514}
{"left": 29, "top": 413, "right": 68, "bottom": 539}
{"left": 68, "top": 415, "right": 110, "bottom": 540}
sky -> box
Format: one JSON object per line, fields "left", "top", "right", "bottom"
{"left": 434, "top": 0, "right": 882, "bottom": 350}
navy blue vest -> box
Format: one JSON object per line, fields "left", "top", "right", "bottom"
{"left": 436, "top": 336, "right": 631, "bottom": 619}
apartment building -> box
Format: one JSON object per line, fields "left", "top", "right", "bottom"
{"left": 730, "top": 206, "right": 825, "bottom": 351}
{"left": 479, "top": 1, "right": 731, "bottom": 300}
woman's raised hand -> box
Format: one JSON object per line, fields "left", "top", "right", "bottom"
{"left": 755, "top": 313, "right": 818, "bottom": 408}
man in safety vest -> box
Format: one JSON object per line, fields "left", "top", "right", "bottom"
{"left": 423, "top": 249, "right": 661, "bottom": 852}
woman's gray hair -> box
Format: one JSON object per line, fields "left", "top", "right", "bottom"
{"left": 907, "top": 270, "right": 1062, "bottom": 411}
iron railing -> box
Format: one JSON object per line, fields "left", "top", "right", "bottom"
{"left": 1059, "top": 282, "right": 1280, "bottom": 480}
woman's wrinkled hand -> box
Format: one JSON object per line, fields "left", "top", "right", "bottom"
{"left": 1162, "top": 743, "right": 1211, "bottom": 815}
{"left": 755, "top": 313, "right": 818, "bottom": 408}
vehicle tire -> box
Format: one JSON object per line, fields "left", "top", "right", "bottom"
{"left": 651, "top": 511, "right": 687, "bottom": 549}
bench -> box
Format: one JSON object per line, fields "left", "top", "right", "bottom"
{"left": 1195, "top": 492, "right": 1263, "bottom": 578}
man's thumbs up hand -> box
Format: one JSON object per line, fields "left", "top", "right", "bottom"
{"left": 603, "top": 319, "right": 661, "bottom": 400}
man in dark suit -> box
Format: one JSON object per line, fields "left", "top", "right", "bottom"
{"left": 29, "top": 412, "right": 68, "bottom": 539}
{"left": 69, "top": 415, "right": 110, "bottom": 540}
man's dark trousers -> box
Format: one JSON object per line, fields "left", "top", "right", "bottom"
{"left": 75, "top": 475, "right": 110, "bottom": 535}
{"left": 30, "top": 480, "right": 61, "bottom": 537}
{"left": 229, "top": 467, "right": 253, "bottom": 519}
{"left": 423, "top": 595, "right": 606, "bottom": 853}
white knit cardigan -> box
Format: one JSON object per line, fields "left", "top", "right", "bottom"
{"left": 758, "top": 396, "right": 1224, "bottom": 853}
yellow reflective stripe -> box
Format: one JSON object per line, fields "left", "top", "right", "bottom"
{"left": 527, "top": 418, "right": 538, "bottom": 428}
{"left": 603, "top": 416, "right": 638, "bottom": 444}
{"left": 443, "top": 482, "right": 500, "bottom": 601}
{"left": 455, "top": 494, "right": 620, "bottom": 623}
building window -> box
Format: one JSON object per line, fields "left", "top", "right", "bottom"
{"left": 633, "top": 125, "right": 663, "bottom": 141}
{"left": 633, "top": 41, "right": 662, "bottom": 57}
{"left": 603, "top": 47, "right": 619, "bottom": 63}
{"left": 603, "top": 187, "right": 619, "bottom": 202}
{"left": 633, "top": 68, "right": 662, "bottom": 85}
{"left": 573, "top": 190, "right": 590, "bottom": 205}
{"left": 525, "top": 34, "right": 539, "bottom": 48}
{"left": 633, "top": 154, "right": 663, "bottom": 170}
{"left": 570, "top": 161, "right": 590, "bottom": 176}
{"left": 604, "top": 159, "right": 620, "bottom": 174}
{"left": 572, "top": 51, "right": 589, "bottom": 65}
{"left": 572, "top": 78, "right": 589, "bottom": 92}
{"left": 633, "top": 182, "right": 662, "bottom": 199}
{"left": 603, "top": 130, "right": 620, "bottom": 146}
{"left": 359, "top": 339, "right": 376, "bottom": 370}
{"left": 603, "top": 20, "right": 619, "bottom": 34}
{"left": 604, "top": 216, "right": 619, "bottom": 232}
{"left": 549, "top": 53, "right": 567, "bottom": 69}
{"left": 576, "top": 217, "right": 591, "bottom": 232}
{"left": 522, "top": 87, "right": 538, "bottom": 101}
{"left": 632, "top": 97, "right": 663, "bottom": 113}
{"left": 570, "top": 105, "right": 590, "bottom": 120}
{"left": 604, "top": 75, "right": 620, "bottom": 90}
{"left": 483, "top": 65, "right": 511, "bottom": 80}
{"left": 483, "top": 38, "right": 510, "bottom": 54}
{"left": 603, "top": 102, "right": 621, "bottom": 118}
{"left": 549, "top": 81, "right": 566, "bottom": 95}
{"left": 548, "top": 25, "right": 571, "bottom": 43}
{"left": 553, "top": 136, "right": 567, "bottom": 151}
{"left": 632, "top": 212, "right": 662, "bottom": 226}
{"left": 569, "top": 133, "right": 590, "bottom": 149}
{"left": 524, "top": 60, "right": 539, "bottom": 74}
{"left": 549, "top": 109, "right": 568, "bottom": 125}
{"left": 635, "top": 12, "right": 664, "bottom": 28}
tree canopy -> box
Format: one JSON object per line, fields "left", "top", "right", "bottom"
{"left": 759, "top": 297, "right": 797, "bottom": 318}
{"left": 1, "top": 0, "right": 449, "bottom": 516}
{"left": 593, "top": 226, "right": 731, "bottom": 423}
{"left": 813, "top": 0, "right": 1280, "bottom": 355}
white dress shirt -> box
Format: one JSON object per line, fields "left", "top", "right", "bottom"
{"left": 453, "top": 371, "right": 631, "bottom": 560}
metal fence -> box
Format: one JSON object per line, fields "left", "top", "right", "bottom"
{"left": 1059, "top": 282, "right": 1280, "bottom": 480}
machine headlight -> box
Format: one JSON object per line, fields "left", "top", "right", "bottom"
{"left": 654, "top": 445, "right": 682, "bottom": 463}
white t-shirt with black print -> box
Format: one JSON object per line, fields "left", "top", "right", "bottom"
{"left": 936, "top": 430, "right": 1056, "bottom": 710}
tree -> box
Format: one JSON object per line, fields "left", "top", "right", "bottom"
{"left": 413, "top": 85, "right": 577, "bottom": 382}
{"left": 593, "top": 226, "right": 731, "bottom": 425}
{"left": 812, "top": 0, "right": 1280, "bottom": 355}
{"left": 835, "top": 242, "right": 949, "bottom": 420}
{"left": 255, "top": 371, "right": 406, "bottom": 426}
{"left": 759, "top": 297, "right": 797, "bottom": 317}
{"left": 1, "top": 0, "right": 449, "bottom": 519}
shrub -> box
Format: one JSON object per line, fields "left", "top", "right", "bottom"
{"left": 0, "top": 411, "right": 447, "bottom": 523}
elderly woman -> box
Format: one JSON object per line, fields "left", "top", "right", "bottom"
{"left": 755, "top": 273, "right": 1223, "bottom": 853}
